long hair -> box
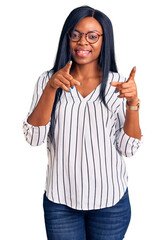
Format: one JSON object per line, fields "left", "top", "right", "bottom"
{"left": 48, "top": 5, "right": 118, "bottom": 141}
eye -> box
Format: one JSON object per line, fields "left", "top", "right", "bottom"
{"left": 87, "top": 33, "right": 98, "bottom": 40}
{"left": 71, "top": 31, "right": 80, "bottom": 39}
{"left": 90, "top": 35, "right": 97, "bottom": 39}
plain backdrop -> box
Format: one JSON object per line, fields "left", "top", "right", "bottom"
{"left": 0, "top": 0, "right": 162, "bottom": 239}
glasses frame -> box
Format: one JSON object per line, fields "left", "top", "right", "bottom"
{"left": 68, "top": 29, "right": 103, "bottom": 44}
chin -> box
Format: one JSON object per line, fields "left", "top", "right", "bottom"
{"left": 71, "top": 55, "right": 96, "bottom": 65}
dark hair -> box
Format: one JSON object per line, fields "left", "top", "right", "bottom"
{"left": 48, "top": 5, "right": 118, "bottom": 141}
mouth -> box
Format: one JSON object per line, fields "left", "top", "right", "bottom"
{"left": 74, "top": 49, "right": 92, "bottom": 58}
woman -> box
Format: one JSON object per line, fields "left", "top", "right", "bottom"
{"left": 23, "top": 5, "right": 143, "bottom": 240}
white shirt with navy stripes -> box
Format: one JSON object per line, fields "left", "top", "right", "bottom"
{"left": 23, "top": 70, "right": 143, "bottom": 210}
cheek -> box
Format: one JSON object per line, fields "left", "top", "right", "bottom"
{"left": 69, "top": 41, "right": 76, "bottom": 53}
{"left": 94, "top": 42, "right": 102, "bottom": 56}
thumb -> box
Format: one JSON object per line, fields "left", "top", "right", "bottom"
{"left": 64, "top": 60, "right": 72, "bottom": 73}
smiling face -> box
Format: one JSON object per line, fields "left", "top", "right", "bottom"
{"left": 69, "top": 17, "right": 103, "bottom": 65}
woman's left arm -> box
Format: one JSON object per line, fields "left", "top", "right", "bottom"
{"left": 123, "top": 104, "right": 141, "bottom": 140}
{"left": 111, "top": 67, "right": 142, "bottom": 140}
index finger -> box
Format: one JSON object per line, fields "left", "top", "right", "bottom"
{"left": 64, "top": 60, "right": 73, "bottom": 73}
{"left": 127, "top": 66, "right": 136, "bottom": 81}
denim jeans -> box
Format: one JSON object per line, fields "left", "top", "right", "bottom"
{"left": 43, "top": 188, "right": 131, "bottom": 240}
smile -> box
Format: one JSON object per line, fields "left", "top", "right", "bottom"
{"left": 75, "top": 50, "right": 92, "bottom": 57}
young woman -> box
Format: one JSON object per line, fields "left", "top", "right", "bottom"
{"left": 23, "top": 5, "right": 143, "bottom": 240}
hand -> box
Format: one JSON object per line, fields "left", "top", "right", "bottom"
{"left": 110, "top": 66, "right": 139, "bottom": 105}
{"left": 48, "top": 61, "right": 81, "bottom": 92}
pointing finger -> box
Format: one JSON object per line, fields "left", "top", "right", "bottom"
{"left": 127, "top": 66, "right": 136, "bottom": 82}
{"left": 64, "top": 60, "right": 73, "bottom": 73}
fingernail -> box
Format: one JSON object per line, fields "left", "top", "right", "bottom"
{"left": 71, "top": 86, "right": 74, "bottom": 89}
{"left": 68, "top": 88, "right": 71, "bottom": 92}
{"left": 114, "top": 90, "right": 117, "bottom": 93}
{"left": 68, "top": 60, "right": 71, "bottom": 63}
{"left": 80, "top": 82, "right": 82, "bottom": 85}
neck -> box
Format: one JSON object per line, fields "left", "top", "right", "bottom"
{"left": 70, "top": 60, "right": 102, "bottom": 82}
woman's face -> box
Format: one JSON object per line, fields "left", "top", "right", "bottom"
{"left": 69, "top": 17, "right": 103, "bottom": 65}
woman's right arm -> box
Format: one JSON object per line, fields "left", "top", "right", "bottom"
{"left": 23, "top": 71, "right": 55, "bottom": 146}
{"left": 27, "top": 80, "right": 57, "bottom": 127}
{"left": 23, "top": 61, "right": 80, "bottom": 146}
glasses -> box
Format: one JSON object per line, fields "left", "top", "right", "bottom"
{"left": 68, "top": 29, "right": 103, "bottom": 44}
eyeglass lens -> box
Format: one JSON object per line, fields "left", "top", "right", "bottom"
{"left": 70, "top": 31, "right": 99, "bottom": 43}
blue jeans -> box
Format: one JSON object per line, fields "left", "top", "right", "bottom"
{"left": 43, "top": 188, "right": 131, "bottom": 240}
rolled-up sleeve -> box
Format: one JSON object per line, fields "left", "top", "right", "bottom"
{"left": 115, "top": 98, "right": 144, "bottom": 157}
{"left": 23, "top": 71, "right": 51, "bottom": 146}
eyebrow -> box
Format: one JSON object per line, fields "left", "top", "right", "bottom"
{"left": 74, "top": 29, "right": 101, "bottom": 34}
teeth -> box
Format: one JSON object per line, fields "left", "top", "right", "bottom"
{"left": 76, "top": 51, "right": 90, "bottom": 53}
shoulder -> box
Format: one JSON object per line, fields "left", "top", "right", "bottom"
{"left": 38, "top": 70, "right": 53, "bottom": 82}
{"left": 32, "top": 70, "right": 53, "bottom": 95}
{"left": 108, "top": 71, "right": 126, "bottom": 83}
{"left": 35, "top": 70, "right": 53, "bottom": 87}
{"left": 105, "top": 71, "right": 127, "bottom": 111}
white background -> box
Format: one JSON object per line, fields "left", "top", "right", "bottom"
{"left": 0, "top": 0, "right": 162, "bottom": 239}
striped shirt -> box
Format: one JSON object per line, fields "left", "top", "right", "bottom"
{"left": 23, "top": 70, "right": 143, "bottom": 210}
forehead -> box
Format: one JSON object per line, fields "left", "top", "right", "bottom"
{"left": 75, "top": 17, "right": 103, "bottom": 33}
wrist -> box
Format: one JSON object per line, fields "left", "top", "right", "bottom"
{"left": 126, "top": 98, "right": 140, "bottom": 111}
{"left": 127, "top": 98, "right": 139, "bottom": 106}
{"left": 46, "top": 80, "right": 57, "bottom": 92}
